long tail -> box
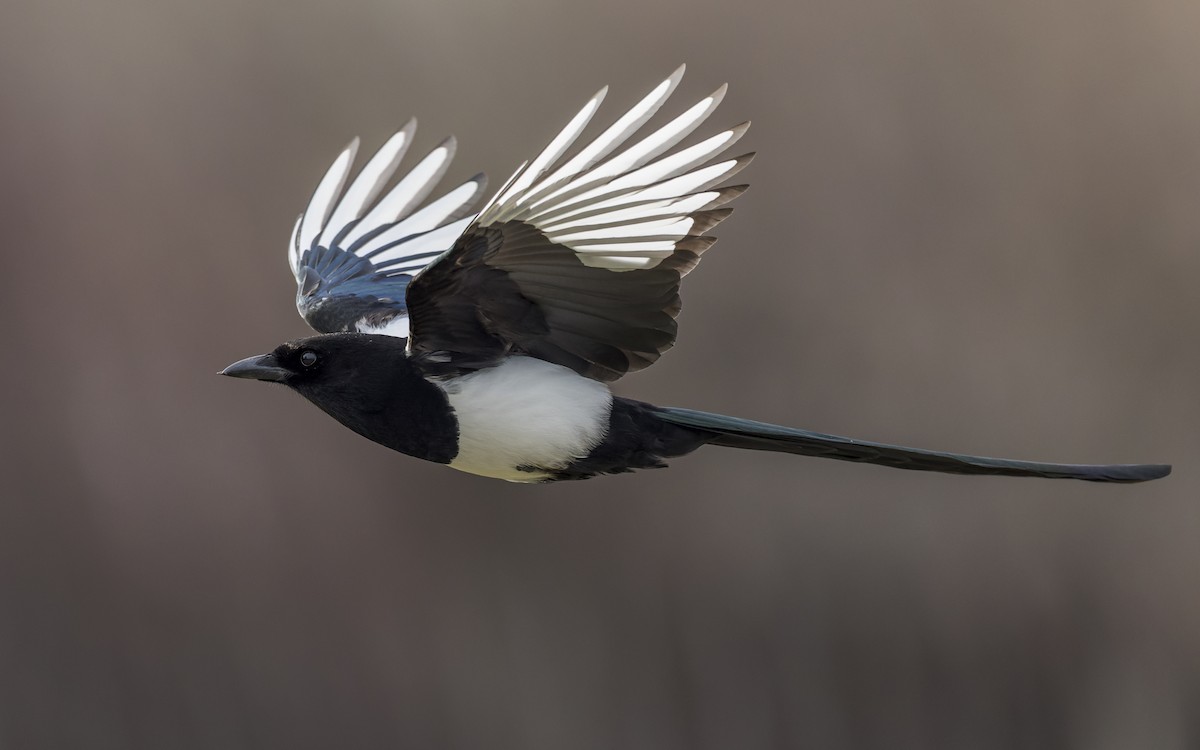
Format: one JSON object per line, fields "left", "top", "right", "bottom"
{"left": 654, "top": 407, "right": 1170, "bottom": 483}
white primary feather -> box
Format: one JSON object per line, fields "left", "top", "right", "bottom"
{"left": 356, "top": 178, "right": 484, "bottom": 259}
{"left": 514, "top": 66, "right": 684, "bottom": 210}
{"left": 288, "top": 127, "right": 482, "bottom": 287}
{"left": 549, "top": 217, "right": 695, "bottom": 243}
{"left": 546, "top": 125, "right": 747, "bottom": 216}
{"left": 287, "top": 215, "right": 303, "bottom": 275}
{"left": 370, "top": 216, "right": 475, "bottom": 268}
{"left": 298, "top": 140, "right": 358, "bottom": 253}
{"left": 527, "top": 86, "right": 728, "bottom": 212}
{"left": 348, "top": 137, "right": 458, "bottom": 253}
{"left": 533, "top": 158, "right": 749, "bottom": 226}
{"left": 538, "top": 192, "right": 722, "bottom": 232}
{"left": 316, "top": 122, "right": 415, "bottom": 249}
{"left": 473, "top": 68, "right": 749, "bottom": 273}
{"left": 499, "top": 88, "right": 607, "bottom": 204}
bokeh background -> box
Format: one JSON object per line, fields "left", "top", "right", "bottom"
{"left": 2, "top": 0, "right": 1198, "bottom": 747}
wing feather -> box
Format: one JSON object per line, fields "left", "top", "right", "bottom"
{"left": 405, "top": 69, "right": 752, "bottom": 380}
{"left": 514, "top": 65, "right": 685, "bottom": 210}
{"left": 299, "top": 139, "right": 358, "bottom": 253}
{"left": 317, "top": 121, "right": 415, "bottom": 249}
{"left": 519, "top": 86, "right": 729, "bottom": 217}
{"left": 348, "top": 137, "right": 459, "bottom": 254}
{"left": 287, "top": 128, "right": 486, "bottom": 336}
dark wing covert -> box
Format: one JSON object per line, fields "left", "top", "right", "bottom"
{"left": 405, "top": 66, "right": 753, "bottom": 380}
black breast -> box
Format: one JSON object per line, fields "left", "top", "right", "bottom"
{"left": 289, "top": 334, "right": 460, "bottom": 465}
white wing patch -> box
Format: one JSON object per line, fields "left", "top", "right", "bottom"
{"left": 297, "top": 140, "right": 358, "bottom": 258}
{"left": 288, "top": 121, "right": 486, "bottom": 294}
{"left": 317, "top": 125, "right": 414, "bottom": 250}
{"left": 355, "top": 315, "right": 410, "bottom": 338}
{"left": 473, "top": 64, "right": 751, "bottom": 272}
{"left": 344, "top": 137, "right": 459, "bottom": 254}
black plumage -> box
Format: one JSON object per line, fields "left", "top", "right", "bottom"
{"left": 406, "top": 220, "right": 714, "bottom": 379}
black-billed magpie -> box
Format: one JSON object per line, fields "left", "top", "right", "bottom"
{"left": 223, "top": 67, "right": 1169, "bottom": 484}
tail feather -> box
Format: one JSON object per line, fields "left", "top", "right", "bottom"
{"left": 654, "top": 407, "right": 1170, "bottom": 483}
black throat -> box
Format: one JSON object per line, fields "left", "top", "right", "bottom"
{"left": 288, "top": 336, "right": 459, "bottom": 464}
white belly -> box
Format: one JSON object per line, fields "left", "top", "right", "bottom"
{"left": 435, "top": 357, "right": 613, "bottom": 482}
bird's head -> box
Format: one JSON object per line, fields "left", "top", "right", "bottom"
{"left": 220, "top": 332, "right": 456, "bottom": 463}
{"left": 221, "top": 333, "right": 412, "bottom": 400}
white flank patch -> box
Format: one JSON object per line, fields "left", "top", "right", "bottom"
{"left": 435, "top": 357, "right": 613, "bottom": 482}
{"left": 355, "top": 315, "right": 410, "bottom": 338}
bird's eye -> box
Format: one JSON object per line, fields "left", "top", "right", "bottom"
{"left": 300, "top": 350, "right": 318, "bottom": 367}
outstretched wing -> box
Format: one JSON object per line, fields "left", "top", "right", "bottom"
{"left": 405, "top": 66, "right": 752, "bottom": 380}
{"left": 288, "top": 120, "right": 487, "bottom": 337}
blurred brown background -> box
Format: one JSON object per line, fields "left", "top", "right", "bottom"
{"left": 2, "top": 0, "right": 1197, "bottom": 747}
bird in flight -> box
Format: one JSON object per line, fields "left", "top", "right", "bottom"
{"left": 222, "top": 67, "right": 1169, "bottom": 484}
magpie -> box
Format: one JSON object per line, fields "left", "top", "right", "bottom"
{"left": 222, "top": 67, "right": 1170, "bottom": 484}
